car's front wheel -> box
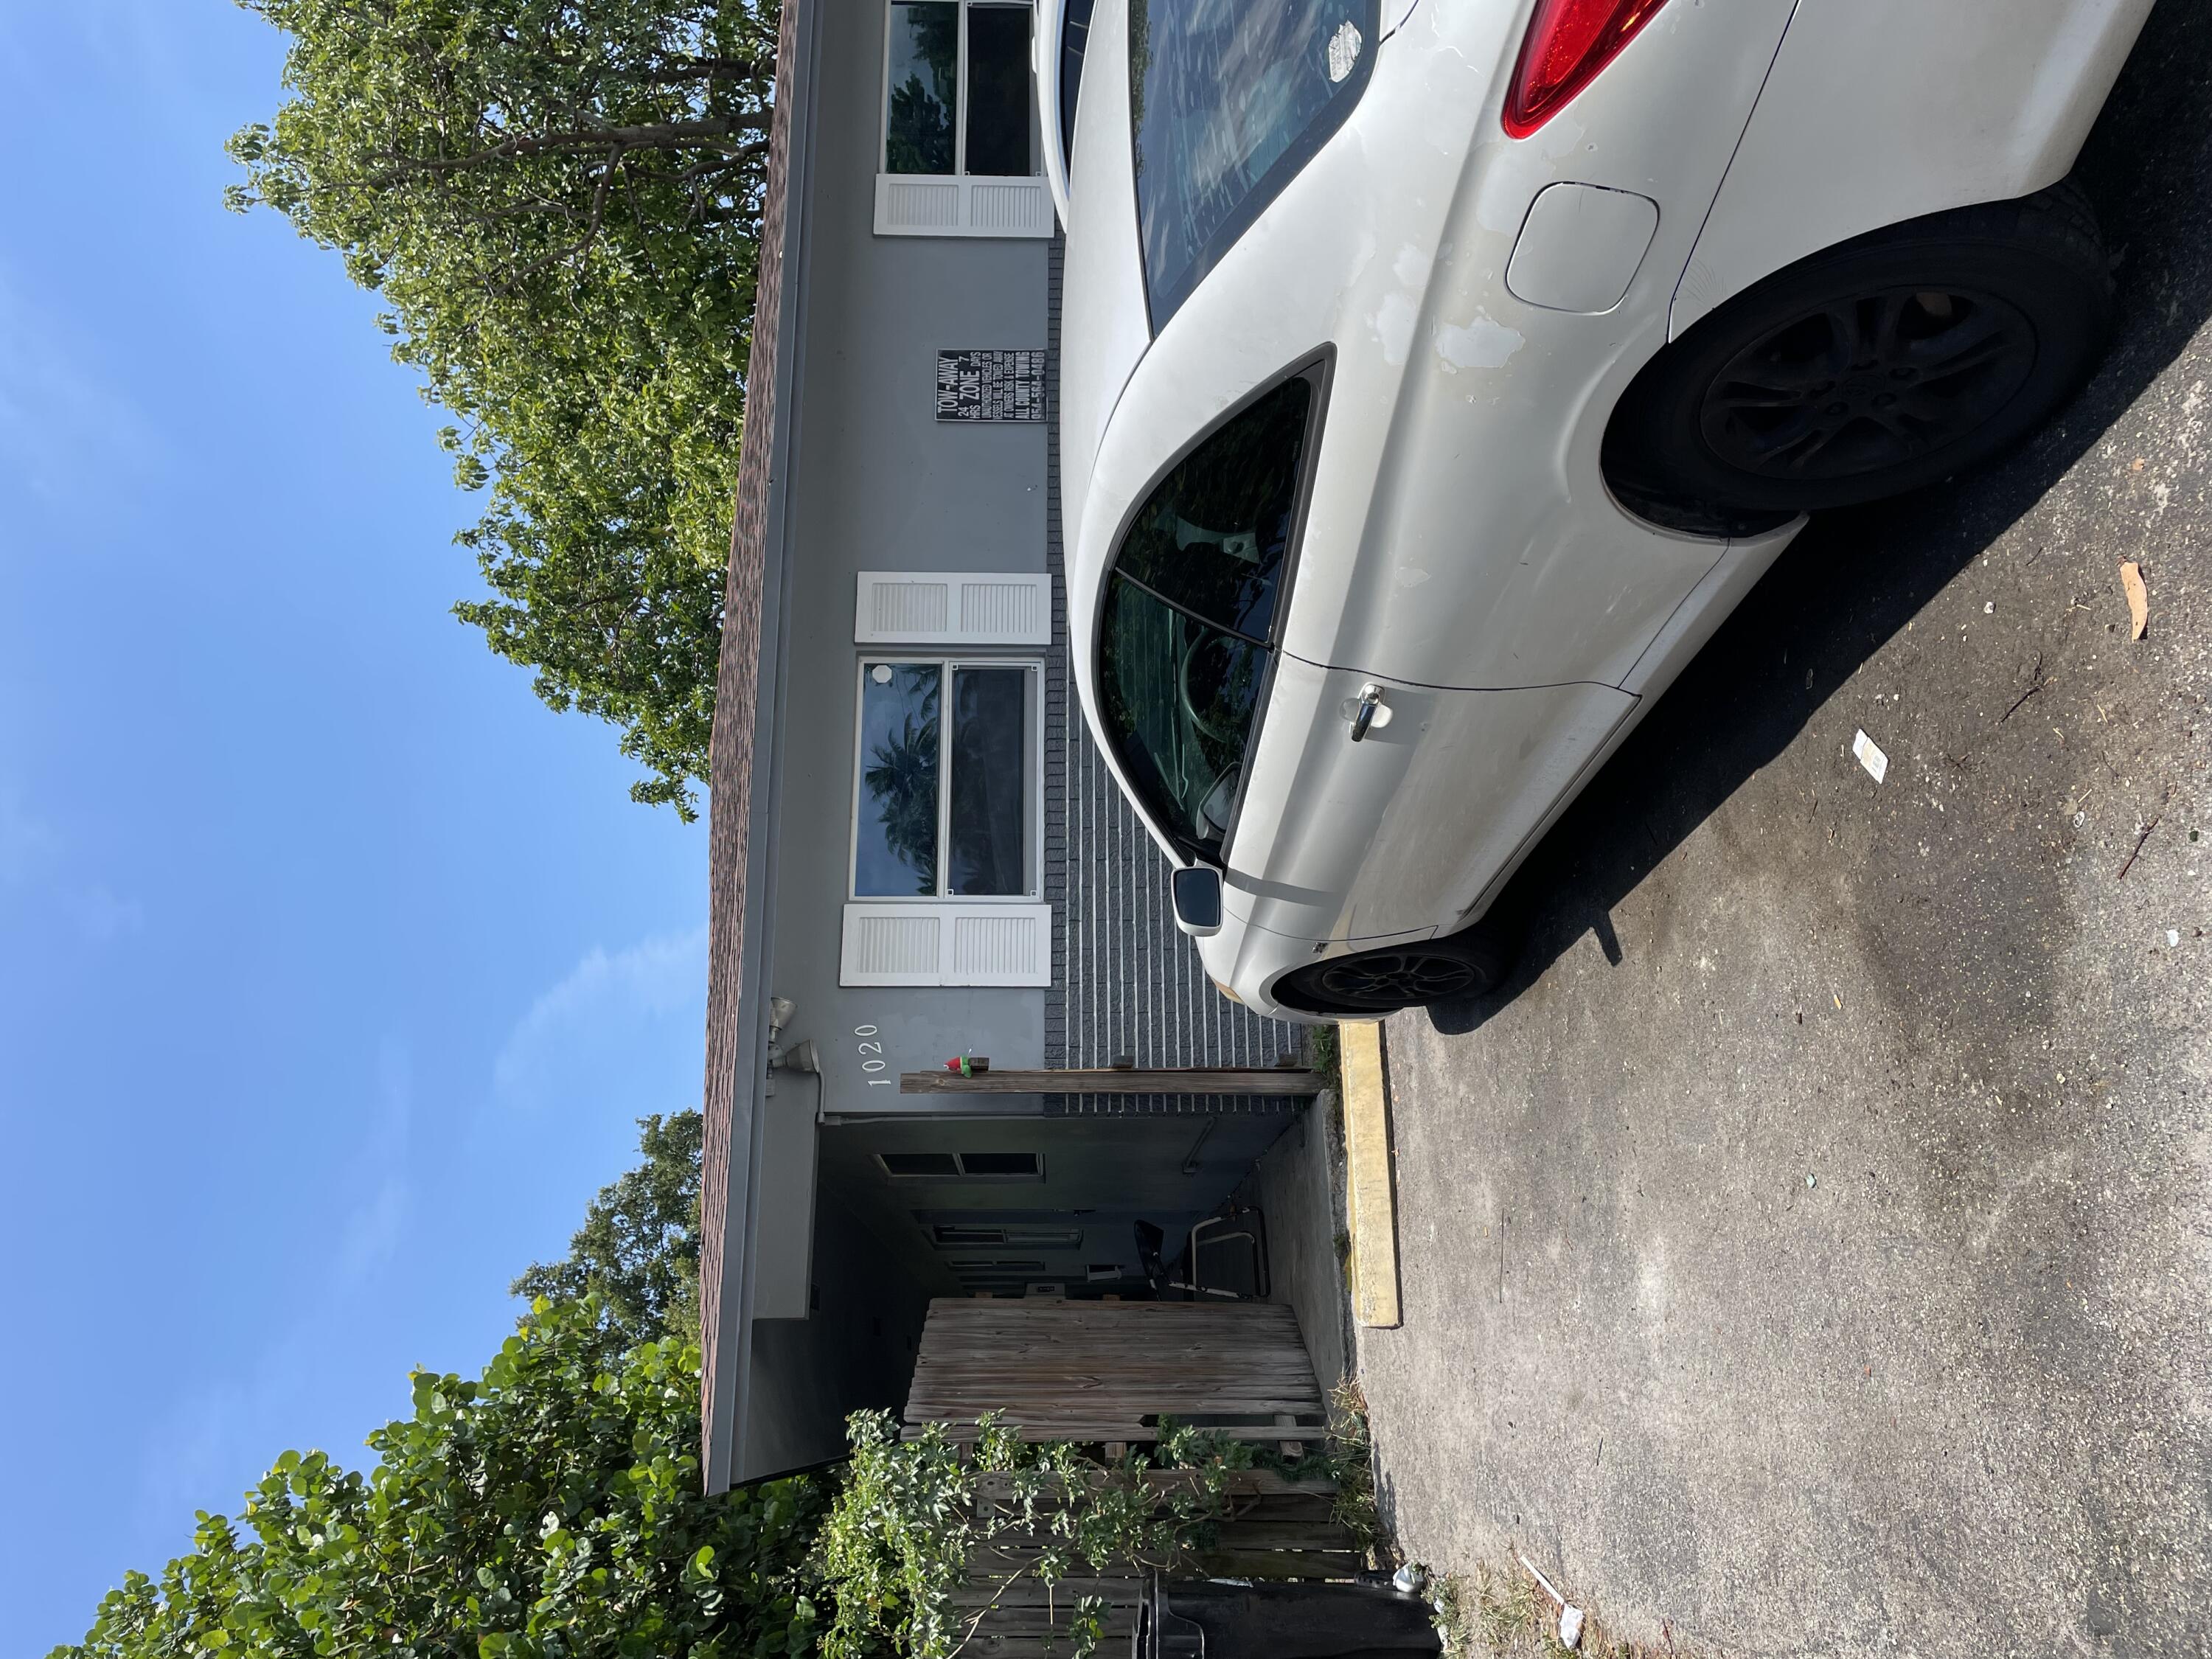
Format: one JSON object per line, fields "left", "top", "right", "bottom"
{"left": 1604, "top": 184, "right": 2112, "bottom": 533}
{"left": 1273, "top": 929, "right": 1511, "bottom": 1016}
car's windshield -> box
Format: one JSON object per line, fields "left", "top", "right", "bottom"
{"left": 1098, "top": 576, "right": 1267, "bottom": 858}
{"left": 1130, "top": 0, "right": 1379, "bottom": 324}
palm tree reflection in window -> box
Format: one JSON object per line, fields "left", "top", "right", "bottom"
{"left": 859, "top": 664, "right": 943, "bottom": 895}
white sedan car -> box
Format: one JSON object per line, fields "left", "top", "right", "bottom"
{"left": 1054, "top": 0, "right": 2154, "bottom": 1020}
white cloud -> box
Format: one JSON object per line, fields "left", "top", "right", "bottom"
{"left": 493, "top": 927, "right": 708, "bottom": 1106}
{"left": 0, "top": 266, "right": 161, "bottom": 504}
{"left": 0, "top": 786, "right": 55, "bottom": 883}
{"left": 0, "top": 3, "right": 197, "bottom": 131}
{"left": 333, "top": 1043, "right": 412, "bottom": 1281}
{"left": 69, "top": 883, "right": 143, "bottom": 942}
{"left": 0, "top": 782, "right": 145, "bottom": 945}
{"left": 131, "top": 1041, "right": 415, "bottom": 1539}
{"left": 336, "top": 1175, "right": 409, "bottom": 1284}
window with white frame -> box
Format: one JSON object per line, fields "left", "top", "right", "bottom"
{"left": 877, "top": 0, "right": 1054, "bottom": 237}
{"left": 853, "top": 659, "right": 1041, "bottom": 900}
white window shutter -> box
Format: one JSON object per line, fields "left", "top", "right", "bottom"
{"left": 841, "top": 903, "right": 1051, "bottom": 987}
{"left": 855, "top": 572, "right": 1050, "bottom": 645}
{"left": 874, "top": 175, "right": 1054, "bottom": 238}
{"left": 948, "top": 908, "right": 1051, "bottom": 986}
{"left": 841, "top": 907, "right": 944, "bottom": 986}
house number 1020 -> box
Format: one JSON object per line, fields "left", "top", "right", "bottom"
{"left": 853, "top": 1026, "right": 893, "bottom": 1085}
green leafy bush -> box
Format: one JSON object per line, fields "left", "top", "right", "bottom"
{"left": 52, "top": 1298, "right": 822, "bottom": 1659}
{"left": 813, "top": 1412, "right": 1273, "bottom": 1659}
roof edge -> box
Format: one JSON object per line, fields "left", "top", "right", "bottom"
{"left": 698, "top": 0, "right": 814, "bottom": 1495}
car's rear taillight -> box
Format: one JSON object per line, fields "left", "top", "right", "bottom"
{"left": 1502, "top": 0, "right": 1672, "bottom": 138}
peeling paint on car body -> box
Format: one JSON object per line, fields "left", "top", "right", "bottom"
{"left": 1435, "top": 310, "right": 1523, "bottom": 371}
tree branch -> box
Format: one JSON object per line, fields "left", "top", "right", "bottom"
{"left": 375, "top": 116, "right": 768, "bottom": 178}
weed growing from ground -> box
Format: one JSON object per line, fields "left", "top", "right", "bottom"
{"left": 1428, "top": 1559, "right": 1704, "bottom": 1658}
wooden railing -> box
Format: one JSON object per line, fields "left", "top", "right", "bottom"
{"left": 954, "top": 1470, "right": 1365, "bottom": 1658}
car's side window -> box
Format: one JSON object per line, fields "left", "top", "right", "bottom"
{"left": 1099, "top": 581, "right": 1267, "bottom": 860}
{"left": 1110, "top": 375, "right": 1311, "bottom": 641}
{"left": 1096, "top": 370, "right": 1321, "bottom": 860}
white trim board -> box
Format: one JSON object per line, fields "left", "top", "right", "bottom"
{"left": 855, "top": 571, "right": 1051, "bottom": 644}
{"left": 874, "top": 174, "right": 1054, "bottom": 237}
{"left": 840, "top": 902, "right": 1053, "bottom": 987}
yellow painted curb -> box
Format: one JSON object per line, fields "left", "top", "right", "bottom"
{"left": 1339, "top": 1020, "right": 1402, "bottom": 1329}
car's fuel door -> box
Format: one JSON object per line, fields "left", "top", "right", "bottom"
{"left": 1226, "top": 655, "right": 1636, "bottom": 944}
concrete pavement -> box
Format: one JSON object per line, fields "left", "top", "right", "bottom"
{"left": 1354, "top": 7, "right": 2212, "bottom": 1654}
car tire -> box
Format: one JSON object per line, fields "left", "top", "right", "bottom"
{"left": 1273, "top": 928, "right": 1513, "bottom": 1017}
{"left": 1603, "top": 182, "right": 2112, "bottom": 532}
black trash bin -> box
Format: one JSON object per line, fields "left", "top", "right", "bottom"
{"left": 1134, "top": 1574, "right": 1441, "bottom": 1659}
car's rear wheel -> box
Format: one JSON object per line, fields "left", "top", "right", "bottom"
{"left": 1273, "top": 929, "right": 1511, "bottom": 1016}
{"left": 1604, "top": 184, "right": 2112, "bottom": 533}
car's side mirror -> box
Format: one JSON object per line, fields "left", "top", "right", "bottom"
{"left": 1171, "top": 865, "right": 1224, "bottom": 937}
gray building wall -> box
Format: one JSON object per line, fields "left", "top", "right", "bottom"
{"left": 767, "top": 0, "right": 1054, "bottom": 1121}
{"left": 741, "top": 0, "right": 1060, "bottom": 1477}
{"left": 739, "top": 1, "right": 1306, "bottom": 1475}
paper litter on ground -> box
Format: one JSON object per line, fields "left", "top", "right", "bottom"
{"left": 2121, "top": 560, "right": 2149, "bottom": 639}
{"left": 1851, "top": 728, "right": 1888, "bottom": 784}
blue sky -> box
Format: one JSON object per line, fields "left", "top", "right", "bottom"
{"left": 0, "top": 7, "right": 713, "bottom": 1651}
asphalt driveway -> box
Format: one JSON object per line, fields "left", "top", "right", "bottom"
{"left": 1354, "top": 9, "right": 2212, "bottom": 1654}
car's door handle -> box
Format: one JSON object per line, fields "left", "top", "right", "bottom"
{"left": 1347, "top": 682, "right": 1385, "bottom": 742}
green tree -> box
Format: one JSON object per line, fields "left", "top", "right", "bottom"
{"left": 514, "top": 1110, "right": 704, "bottom": 1349}
{"left": 53, "top": 1298, "right": 824, "bottom": 1659}
{"left": 228, "top": 0, "right": 782, "bottom": 818}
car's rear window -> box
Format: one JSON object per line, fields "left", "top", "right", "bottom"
{"left": 1129, "top": 0, "right": 1380, "bottom": 326}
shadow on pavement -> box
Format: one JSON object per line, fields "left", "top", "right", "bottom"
{"left": 1430, "top": 0, "right": 2212, "bottom": 1037}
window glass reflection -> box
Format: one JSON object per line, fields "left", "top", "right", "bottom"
{"left": 965, "top": 5, "right": 1034, "bottom": 175}
{"left": 1130, "top": 0, "right": 1378, "bottom": 321}
{"left": 949, "top": 667, "right": 1030, "bottom": 895}
{"left": 857, "top": 661, "right": 942, "bottom": 895}
{"left": 888, "top": 1, "right": 959, "bottom": 174}
{"left": 1097, "top": 578, "right": 1266, "bottom": 858}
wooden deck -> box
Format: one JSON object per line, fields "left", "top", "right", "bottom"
{"left": 903, "top": 1297, "right": 1327, "bottom": 1443}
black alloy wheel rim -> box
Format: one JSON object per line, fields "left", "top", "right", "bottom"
{"left": 1304, "top": 950, "right": 1480, "bottom": 1009}
{"left": 1697, "top": 286, "right": 2037, "bottom": 481}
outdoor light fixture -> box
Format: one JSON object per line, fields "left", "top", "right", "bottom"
{"left": 765, "top": 996, "right": 803, "bottom": 1093}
